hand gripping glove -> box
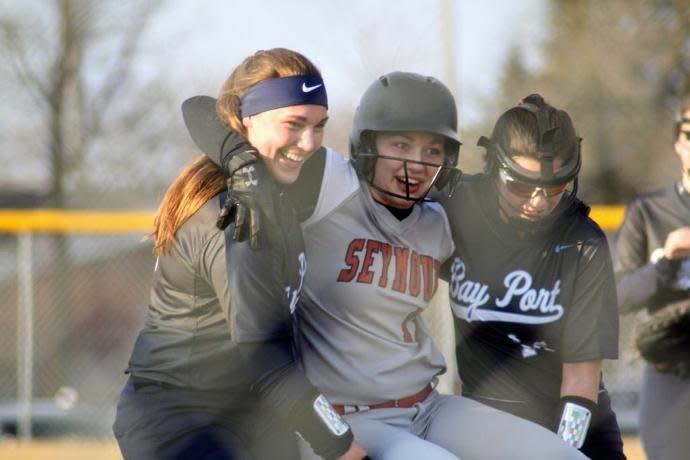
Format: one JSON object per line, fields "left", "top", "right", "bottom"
{"left": 217, "top": 151, "right": 263, "bottom": 248}
{"left": 182, "top": 95, "right": 272, "bottom": 248}
{"left": 635, "top": 299, "right": 690, "bottom": 378}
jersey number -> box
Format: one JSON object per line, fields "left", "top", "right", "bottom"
{"left": 401, "top": 308, "right": 422, "bottom": 343}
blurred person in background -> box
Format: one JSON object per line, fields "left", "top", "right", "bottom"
{"left": 614, "top": 96, "right": 690, "bottom": 460}
{"left": 186, "top": 73, "right": 589, "bottom": 460}
{"left": 442, "top": 94, "right": 626, "bottom": 459}
{"left": 113, "top": 48, "right": 364, "bottom": 460}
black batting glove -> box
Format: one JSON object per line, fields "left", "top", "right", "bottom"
{"left": 217, "top": 148, "right": 264, "bottom": 249}
{"left": 182, "top": 95, "right": 276, "bottom": 249}
{"left": 215, "top": 137, "right": 283, "bottom": 251}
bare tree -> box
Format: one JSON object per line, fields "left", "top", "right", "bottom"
{"left": 0, "top": 0, "right": 177, "bottom": 208}
{"left": 0, "top": 0, "right": 168, "bottom": 389}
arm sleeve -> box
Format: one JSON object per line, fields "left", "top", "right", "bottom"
{"left": 201, "top": 228, "right": 232, "bottom": 323}
{"left": 202, "top": 221, "right": 352, "bottom": 458}
{"left": 614, "top": 201, "right": 678, "bottom": 313}
{"left": 562, "top": 237, "right": 619, "bottom": 362}
{"left": 236, "top": 338, "right": 353, "bottom": 459}
{"left": 285, "top": 147, "right": 326, "bottom": 222}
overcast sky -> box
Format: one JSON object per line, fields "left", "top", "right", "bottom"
{"left": 143, "top": 0, "right": 546, "bottom": 126}
{"left": 0, "top": 0, "right": 547, "bottom": 189}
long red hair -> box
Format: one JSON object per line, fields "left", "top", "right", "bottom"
{"left": 152, "top": 48, "right": 322, "bottom": 255}
{"left": 152, "top": 155, "right": 226, "bottom": 255}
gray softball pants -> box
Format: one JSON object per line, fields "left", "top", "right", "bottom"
{"left": 301, "top": 390, "right": 588, "bottom": 459}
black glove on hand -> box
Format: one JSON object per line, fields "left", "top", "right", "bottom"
{"left": 218, "top": 150, "right": 263, "bottom": 248}
{"left": 635, "top": 299, "right": 690, "bottom": 378}
{"left": 182, "top": 95, "right": 276, "bottom": 249}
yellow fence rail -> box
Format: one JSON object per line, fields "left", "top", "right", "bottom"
{"left": 588, "top": 205, "right": 627, "bottom": 232}
{"left": 0, "top": 209, "right": 154, "bottom": 233}
{"left": 0, "top": 206, "right": 627, "bottom": 233}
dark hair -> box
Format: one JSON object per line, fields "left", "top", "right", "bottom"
{"left": 153, "top": 155, "right": 225, "bottom": 255}
{"left": 485, "top": 94, "right": 579, "bottom": 175}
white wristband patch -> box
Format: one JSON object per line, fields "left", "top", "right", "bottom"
{"left": 313, "top": 394, "right": 349, "bottom": 437}
{"left": 557, "top": 402, "right": 592, "bottom": 449}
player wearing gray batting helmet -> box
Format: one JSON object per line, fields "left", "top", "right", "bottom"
{"left": 173, "top": 70, "right": 590, "bottom": 460}
{"left": 292, "top": 74, "right": 588, "bottom": 460}
{"left": 350, "top": 71, "right": 462, "bottom": 202}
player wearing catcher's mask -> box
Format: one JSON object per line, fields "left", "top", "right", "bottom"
{"left": 615, "top": 96, "right": 690, "bottom": 460}
{"left": 440, "top": 94, "right": 625, "bottom": 459}
{"left": 113, "top": 48, "right": 364, "bottom": 460}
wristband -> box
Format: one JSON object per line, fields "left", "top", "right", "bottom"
{"left": 555, "top": 396, "right": 597, "bottom": 449}
{"left": 288, "top": 390, "right": 352, "bottom": 460}
{"left": 313, "top": 394, "right": 350, "bottom": 436}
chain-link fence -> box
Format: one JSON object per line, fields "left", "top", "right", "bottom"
{"left": 1, "top": 221, "right": 154, "bottom": 441}
{"left": 1, "top": 208, "right": 647, "bottom": 444}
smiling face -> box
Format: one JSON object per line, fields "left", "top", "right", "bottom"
{"left": 369, "top": 131, "right": 446, "bottom": 209}
{"left": 243, "top": 104, "right": 328, "bottom": 184}
{"left": 495, "top": 155, "right": 567, "bottom": 221}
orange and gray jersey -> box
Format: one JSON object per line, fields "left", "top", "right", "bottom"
{"left": 298, "top": 149, "right": 454, "bottom": 405}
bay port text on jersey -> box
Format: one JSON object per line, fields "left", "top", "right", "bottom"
{"left": 449, "top": 258, "right": 564, "bottom": 323}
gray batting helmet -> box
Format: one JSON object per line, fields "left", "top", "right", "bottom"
{"left": 350, "top": 72, "right": 461, "bottom": 193}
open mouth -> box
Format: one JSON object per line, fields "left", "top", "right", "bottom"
{"left": 395, "top": 176, "right": 422, "bottom": 195}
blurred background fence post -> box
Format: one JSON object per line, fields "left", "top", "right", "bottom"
{"left": 17, "top": 231, "right": 34, "bottom": 441}
{"left": 0, "top": 209, "right": 155, "bottom": 441}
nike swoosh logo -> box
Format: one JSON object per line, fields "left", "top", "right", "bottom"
{"left": 302, "top": 83, "right": 322, "bottom": 93}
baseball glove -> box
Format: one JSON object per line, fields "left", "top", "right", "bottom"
{"left": 635, "top": 299, "right": 690, "bottom": 378}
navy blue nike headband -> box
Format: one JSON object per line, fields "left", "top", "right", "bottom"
{"left": 239, "top": 75, "right": 328, "bottom": 118}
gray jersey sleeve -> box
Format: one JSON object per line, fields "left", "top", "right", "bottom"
{"left": 199, "top": 220, "right": 232, "bottom": 328}
{"left": 614, "top": 196, "right": 681, "bottom": 313}
{"left": 562, "top": 236, "right": 619, "bottom": 362}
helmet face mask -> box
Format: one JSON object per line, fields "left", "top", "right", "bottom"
{"left": 484, "top": 135, "right": 581, "bottom": 188}
{"left": 479, "top": 99, "right": 583, "bottom": 230}
{"left": 479, "top": 101, "right": 582, "bottom": 191}
{"left": 350, "top": 72, "right": 462, "bottom": 203}
{"left": 354, "top": 151, "right": 446, "bottom": 202}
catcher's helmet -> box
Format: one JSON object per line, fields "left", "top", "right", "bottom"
{"left": 479, "top": 99, "right": 581, "bottom": 189}
{"left": 350, "top": 72, "right": 461, "bottom": 197}
{"left": 478, "top": 95, "right": 583, "bottom": 233}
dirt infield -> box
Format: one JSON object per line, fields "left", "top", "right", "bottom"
{"left": 0, "top": 440, "right": 121, "bottom": 460}
{"left": 0, "top": 436, "right": 647, "bottom": 459}
{"left": 622, "top": 436, "right": 646, "bottom": 460}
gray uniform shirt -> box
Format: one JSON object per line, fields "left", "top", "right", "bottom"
{"left": 127, "top": 196, "right": 297, "bottom": 390}
{"left": 298, "top": 149, "right": 455, "bottom": 404}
